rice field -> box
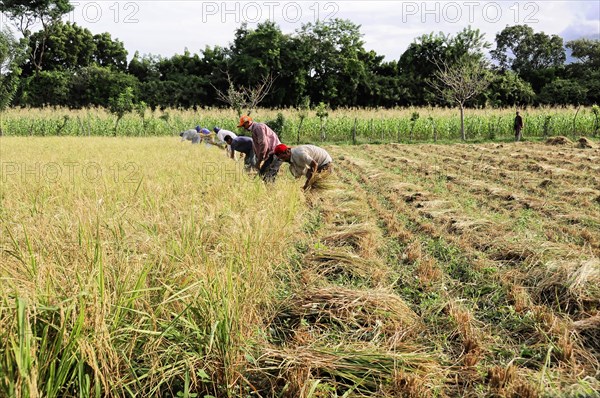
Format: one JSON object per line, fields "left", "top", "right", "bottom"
{"left": 1, "top": 134, "right": 599, "bottom": 397}
{"left": 1, "top": 106, "right": 599, "bottom": 143}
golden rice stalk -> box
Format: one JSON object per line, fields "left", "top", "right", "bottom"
{"left": 275, "top": 286, "right": 422, "bottom": 343}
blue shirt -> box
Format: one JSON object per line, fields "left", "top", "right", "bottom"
{"left": 231, "top": 136, "right": 253, "bottom": 154}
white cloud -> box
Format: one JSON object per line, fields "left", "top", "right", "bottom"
{"left": 62, "top": 1, "right": 599, "bottom": 61}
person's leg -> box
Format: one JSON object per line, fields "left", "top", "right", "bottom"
{"left": 244, "top": 150, "right": 257, "bottom": 171}
{"left": 249, "top": 151, "right": 257, "bottom": 170}
{"left": 259, "top": 154, "right": 274, "bottom": 177}
{"left": 261, "top": 155, "right": 282, "bottom": 182}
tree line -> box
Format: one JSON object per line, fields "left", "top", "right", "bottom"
{"left": 0, "top": 0, "right": 598, "bottom": 112}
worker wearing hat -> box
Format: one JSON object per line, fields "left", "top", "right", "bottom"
{"left": 198, "top": 127, "right": 214, "bottom": 146}
{"left": 274, "top": 143, "right": 333, "bottom": 190}
{"left": 238, "top": 115, "right": 282, "bottom": 181}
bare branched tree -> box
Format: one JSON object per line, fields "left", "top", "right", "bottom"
{"left": 428, "top": 58, "right": 491, "bottom": 141}
{"left": 212, "top": 71, "right": 275, "bottom": 117}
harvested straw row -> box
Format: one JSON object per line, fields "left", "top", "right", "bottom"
{"left": 255, "top": 345, "right": 443, "bottom": 397}
{"left": 274, "top": 286, "right": 422, "bottom": 342}
{"left": 304, "top": 248, "right": 389, "bottom": 286}
{"left": 529, "top": 259, "right": 600, "bottom": 314}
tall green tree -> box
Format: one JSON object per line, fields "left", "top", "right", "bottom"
{"left": 0, "top": 27, "right": 25, "bottom": 134}
{"left": 25, "top": 21, "right": 94, "bottom": 73}
{"left": 356, "top": 53, "right": 406, "bottom": 107}
{"left": 92, "top": 32, "right": 128, "bottom": 71}
{"left": 491, "top": 25, "right": 565, "bottom": 92}
{"left": 155, "top": 50, "right": 210, "bottom": 108}
{"left": 228, "top": 21, "right": 306, "bottom": 107}
{"left": 399, "top": 26, "right": 490, "bottom": 105}
{"left": 567, "top": 38, "right": 600, "bottom": 67}
{"left": 196, "top": 45, "right": 230, "bottom": 107}
{"left": 399, "top": 32, "right": 449, "bottom": 105}
{"left": 486, "top": 70, "right": 535, "bottom": 107}
{"left": 491, "top": 25, "right": 566, "bottom": 72}
{"left": 127, "top": 51, "right": 161, "bottom": 82}
{"left": 296, "top": 19, "right": 368, "bottom": 107}
{"left": 565, "top": 38, "right": 600, "bottom": 104}
{"left": 0, "top": 0, "right": 74, "bottom": 73}
{"left": 230, "top": 22, "right": 284, "bottom": 83}
{"left": 19, "top": 21, "right": 128, "bottom": 76}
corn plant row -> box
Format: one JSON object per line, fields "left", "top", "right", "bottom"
{"left": 1, "top": 106, "right": 598, "bottom": 143}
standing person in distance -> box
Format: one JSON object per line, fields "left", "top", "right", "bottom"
{"left": 514, "top": 111, "right": 524, "bottom": 142}
{"left": 273, "top": 143, "right": 333, "bottom": 191}
{"left": 237, "top": 115, "right": 282, "bottom": 182}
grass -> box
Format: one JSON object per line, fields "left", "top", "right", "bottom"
{"left": 2, "top": 134, "right": 599, "bottom": 397}
{"left": 0, "top": 136, "right": 304, "bottom": 397}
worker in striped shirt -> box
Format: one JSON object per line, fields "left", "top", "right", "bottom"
{"left": 237, "top": 115, "right": 282, "bottom": 182}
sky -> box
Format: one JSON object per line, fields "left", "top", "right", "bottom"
{"left": 4, "top": 1, "right": 600, "bottom": 61}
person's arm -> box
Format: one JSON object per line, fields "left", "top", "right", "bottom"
{"left": 303, "top": 160, "right": 318, "bottom": 190}
{"left": 230, "top": 148, "right": 235, "bottom": 159}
